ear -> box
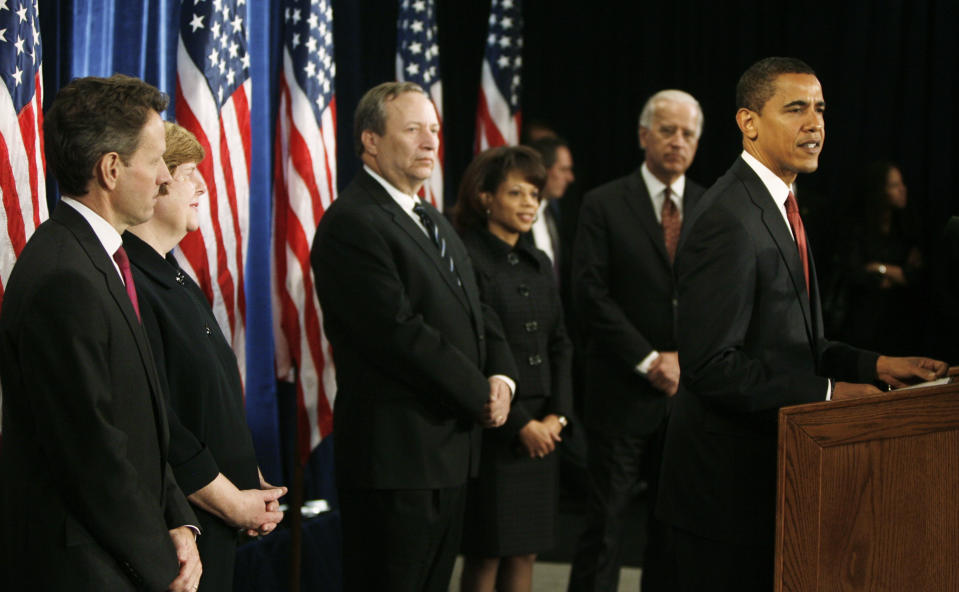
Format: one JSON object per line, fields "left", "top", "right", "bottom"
{"left": 361, "top": 129, "right": 379, "bottom": 156}
{"left": 95, "top": 152, "right": 122, "bottom": 191}
{"left": 638, "top": 126, "right": 649, "bottom": 150}
{"left": 479, "top": 191, "right": 493, "bottom": 209}
{"left": 736, "top": 108, "right": 759, "bottom": 141}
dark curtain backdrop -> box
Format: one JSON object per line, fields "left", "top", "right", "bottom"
{"left": 32, "top": 0, "right": 959, "bottom": 490}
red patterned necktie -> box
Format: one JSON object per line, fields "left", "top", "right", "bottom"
{"left": 113, "top": 246, "right": 141, "bottom": 321}
{"left": 661, "top": 187, "right": 681, "bottom": 264}
{"left": 784, "top": 191, "right": 810, "bottom": 296}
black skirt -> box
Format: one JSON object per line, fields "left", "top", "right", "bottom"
{"left": 461, "top": 397, "right": 559, "bottom": 557}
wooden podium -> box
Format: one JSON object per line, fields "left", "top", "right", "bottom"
{"left": 775, "top": 379, "right": 959, "bottom": 591}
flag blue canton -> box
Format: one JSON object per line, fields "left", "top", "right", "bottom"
{"left": 284, "top": 0, "right": 335, "bottom": 123}
{"left": 397, "top": 0, "right": 439, "bottom": 88}
{"left": 484, "top": 0, "right": 522, "bottom": 113}
{"left": 0, "top": 0, "right": 41, "bottom": 112}
{"left": 180, "top": 0, "right": 250, "bottom": 107}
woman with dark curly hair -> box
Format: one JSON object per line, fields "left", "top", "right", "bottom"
{"left": 452, "top": 146, "right": 573, "bottom": 592}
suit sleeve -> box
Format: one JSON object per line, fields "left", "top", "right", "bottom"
{"left": 479, "top": 299, "right": 519, "bottom": 381}
{"left": 572, "top": 194, "right": 655, "bottom": 369}
{"left": 312, "top": 208, "right": 492, "bottom": 422}
{"left": 676, "top": 204, "right": 830, "bottom": 413}
{"left": 546, "top": 281, "right": 574, "bottom": 418}
{"left": 19, "top": 270, "right": 182, "bottom": 591}
{"left": 139, "top": 296, "right": 220, "bottom": 495}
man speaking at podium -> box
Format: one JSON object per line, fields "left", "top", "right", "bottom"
{"left": 656, "top": 57, "right": 947, "bottom": 592}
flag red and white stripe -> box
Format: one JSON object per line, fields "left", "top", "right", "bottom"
{"left": 272, "top": 0, "right": 337, "bottom": 462}
{"left": 475, "top": 0, "right": 523, "bottom": 152}
{"left": 176, "top": 0, "right": 251, "bottom": 380}
{"left": 1, "top": 0, "right": 46, "bottom": 314}
{"left": 396, "top": 0, "right": 443, "bottom": 210}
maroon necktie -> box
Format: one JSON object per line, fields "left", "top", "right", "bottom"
{"left": 784, "top": 192, "right": 810, "bottom": 296}
{"left": 661, "top": 187, "right": 681, "bottom": 264}
{"left": 113, "top": 246, "right": 141, "bottom": 321}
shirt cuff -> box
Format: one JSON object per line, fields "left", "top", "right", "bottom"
{"left": 184, "top": 524, "right": 201, "bottom": 539}
{"left": 490, "top": 374, "right": 516, "bottom": 400}
{"left": 826, "top": 378, "right": 834, "bottom": 401}
{"left": 635, "top": 351, "right": 660, "bottom": 375}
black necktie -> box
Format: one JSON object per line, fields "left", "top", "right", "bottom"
{"left": 412, "top": 202, "right": 462, "bottom": 287}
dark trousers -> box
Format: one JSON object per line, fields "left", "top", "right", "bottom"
{"left": 670, "top": 525, "right": 773, "bottom": 592}
{"left": 339, "top": 485, "right": 466, "bottom": 592}
{"left": 567, "top": 425, "right": 673, "bottom": 592}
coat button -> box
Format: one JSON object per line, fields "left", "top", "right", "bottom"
{"left": 507, "top": 253, "right": 520, "bottom": 265}
{"left": 524, "top": 321, "right": 539, "bottom": 332}
{"left": 528, "top": 354, "right": 543, "bottom": 366}
{"left": 517, "top": 284, "right": 530, "bottom": 297}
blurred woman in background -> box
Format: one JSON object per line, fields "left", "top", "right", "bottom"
{"left": 452, "top": 146, "right": 573, "bottom": 592}
{"left": 840, "top": 160, "right": 925, "bottom": 354}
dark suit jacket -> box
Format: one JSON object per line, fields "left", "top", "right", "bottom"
{"left": 571, "top": 168, "right": 705, "bottom": 435}
{"left": 0, "top": 203, "right": 195, "bottom": 591}
{"left": 310, "top": 170, "right": 516, "bottom": 490}
{"left": 657, "top": 157, "right": 878, "bottom": 546}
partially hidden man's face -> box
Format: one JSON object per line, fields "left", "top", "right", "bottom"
{"left": 543, "top": 146, "right": 574, "bottom": 200}
{"left": 746, "top": 73, "right": 825, "bottom": 184}
{"left": 112, "top": 111, "right": 172, "bottom": 229}
{"left": 639, "top": 100, "right": 700, "bottom": 185}
{"left": 364, "top": 91, "right": 440, "bottom": 195}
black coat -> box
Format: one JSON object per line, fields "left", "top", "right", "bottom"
{"left": 657, "top": 157, "right": 878, "bottom": 547}
{"left": 571, "top": 168, "right": 705, "bottom": 435}
{"left": 124, "top": 231, "right": 260, "bottom": 591}
{"left": 311, "top": 170, "right": 517, "bottom": 490}
{"left": 460, "top": 228, "right": 573, "bottom": 439}
{"left": 0, "top": 203, "right": 195, "bottom": 591}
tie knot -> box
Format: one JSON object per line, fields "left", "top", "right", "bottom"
{"left": 785, "top": 191, "right": 799, "bottom": 214}
{"left": 113, "top": 246, "right": 131, "bottom": 270}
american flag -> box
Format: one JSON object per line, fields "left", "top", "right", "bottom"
{"left": 272, "top": 0, "right": 337, "bottom": 462}
{"left": 396, "top": 0, "right": 443, "bottom": 210}
{"left": 475, "top": 0, "right": 523, "bottom": 152}
{"left": 1, "top": 0, "right": 46, "bottom": 314}
{"left": 176, "top": 0, "right": 251, "bottom": 381}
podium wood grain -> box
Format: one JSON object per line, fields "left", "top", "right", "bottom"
{"left": 776, "top": 382, "right": 959, "bottom": 591}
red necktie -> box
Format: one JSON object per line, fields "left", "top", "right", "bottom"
{"left": 784, "top": 192, "right": 810, "bottom": 296}
{"left": 113, "top": 246, "right": 141, "bottom": 321}
{"left": 661, "top": 187, "right": 681, "bottom": 264}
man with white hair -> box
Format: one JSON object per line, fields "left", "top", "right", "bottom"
{"left": 567, "top": 89, "right": 705, "bottom": 592}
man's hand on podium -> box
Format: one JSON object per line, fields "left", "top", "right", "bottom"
{"left": 832, "top": 382, "right": 883, "bottom": 401}
{"left": 877, "top": 356, "right": 949, "bottom": 389}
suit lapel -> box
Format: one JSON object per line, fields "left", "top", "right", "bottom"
{"left": 621, "top": 169, "right": 671, "bottom": 266}
{"left": 733, "top": 161, "right": 815, "bottom": 346}
{"left": 358, "top": 172, "right": 473, "bottom": 313}
{"left": 54, "top": 204, "right": 172, "bottom": 453}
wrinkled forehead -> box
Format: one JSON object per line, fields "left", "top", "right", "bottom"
{"left": 384, "top": 91, "right": 436, "bottom": 125}
{"left": 651, "top": 100, "right": 700, "bottom": 128}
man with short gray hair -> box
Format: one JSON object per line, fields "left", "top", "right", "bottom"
{"left": 311, "top": 81, "right": 516, "bottom": 591}
{"left": 567, "top": 89, "right": 705, "bottom": 592}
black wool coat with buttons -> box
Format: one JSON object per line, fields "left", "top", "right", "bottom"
{"left": 123, "top": 232, "right": 260, "bottom": 495}
{"left": 459, "top": 227, "right": 573, "bottom": 440}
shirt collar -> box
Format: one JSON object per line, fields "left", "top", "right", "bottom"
{"left": 60, "top": 196, "right": 123, "bottom": 257}
{"left": 641, "top": 162, "right": 685, "bottom": 203}
{"left": 740, "top": 150, "right": 792, "bottom": 209}
{"left": 364, "top": 164, "right": 421, "bottom": 213}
